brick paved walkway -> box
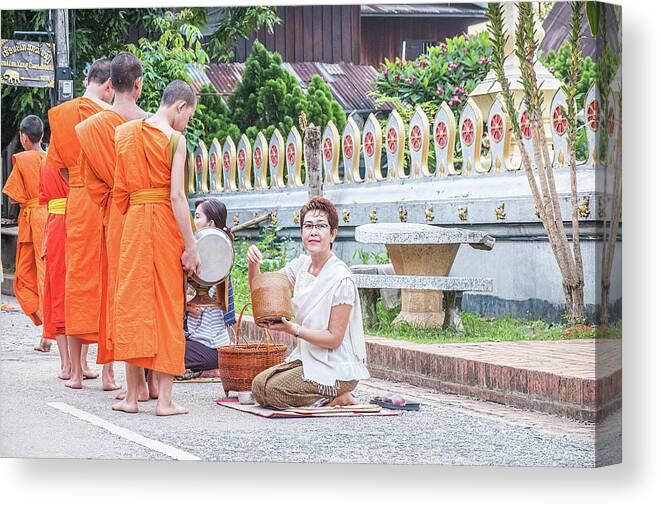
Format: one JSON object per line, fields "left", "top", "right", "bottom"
{"left": 366, "top": 338, "right": 621, "bottom": 379}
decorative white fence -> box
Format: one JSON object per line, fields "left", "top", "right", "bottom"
{"left": 188, "top": 81, "right": 620, "bottom": 197}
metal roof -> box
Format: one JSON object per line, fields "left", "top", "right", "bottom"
{"left": 360, "top": 3, "right": 486, "bottom": 18}
{"left": 190, "top": 62, "right": 384, "bottom": 113}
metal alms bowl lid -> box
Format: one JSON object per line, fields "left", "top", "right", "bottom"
{"left": 191, "top": 227, "right": 234, "bottom": 286}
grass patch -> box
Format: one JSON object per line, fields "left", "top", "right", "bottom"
{"left": 365, "top": 300, "right": 620, "bottom": 344}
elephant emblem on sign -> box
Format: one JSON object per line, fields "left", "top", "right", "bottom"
{"left": 2, "top": 69, "right": 21, "bottom": 84}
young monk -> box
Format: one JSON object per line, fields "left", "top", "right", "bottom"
{"left": 40, "top": 58, "right": 114, "bottom": 384}
{"left": 2, "top": 115, "right": 49, "bottom": 352}
{"left": 111, "top": 80, "right": 200, "bottom": 416}
{"left": 75, "top": 52, "right": 150, "bottom": 393}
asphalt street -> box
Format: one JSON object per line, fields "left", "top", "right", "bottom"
{"left": 0, "top": 297, "right": 621, "bottom": 466}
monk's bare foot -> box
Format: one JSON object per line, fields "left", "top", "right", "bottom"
{"left": 82, "top": 368, "right": 99, "bottom": 380}
{"left": 65, "top": 378, "right": 83, "bottom": 389}
{"left": 115, "top": 388, "right": 149, "bottom": 402}
{"left": 112, "top": 400, "right": 139, "bottom": 413}
{"left": 102, "top": 381, "right": 121, "bottom": 391}
{"left": 34, "top": 339, "right": 51, "bottom": 352}
{"left": 155, "top": 401, "right": 189, "bottom": 416}
{"left": 58, "top": 370, "right": 71, "bottom": 381}
{"left": 329, "top": 392, "right": 358, "bottom": 407}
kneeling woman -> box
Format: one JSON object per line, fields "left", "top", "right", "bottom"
{"left": 249, "top": 197, "right": 369, "bottom": 409}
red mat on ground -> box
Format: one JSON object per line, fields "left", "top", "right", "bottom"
{"left": 215, "top": 399, "right": 401, "bottom": 419}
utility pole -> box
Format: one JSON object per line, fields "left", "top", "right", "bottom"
{"left": 53, "top": 9, "right": 73, "bottom": 104}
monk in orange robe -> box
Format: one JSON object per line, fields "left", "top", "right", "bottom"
{"left": 112, "top": 80, "right": 200, "bottom": 416}
{"left": 41, "top": 58, "right": 114, "bottom": 386}
{"left": 2, "top": 115, "right": 49, "bottom": 352}
{"left": 75, "top": 52, "right": 150, "bottom": 393}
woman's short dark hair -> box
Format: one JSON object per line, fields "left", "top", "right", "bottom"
{"left": 194, "top": 198, "right": 233, "bottom": 240}
{"left": 300, "top": 197, "right": 339, "bottom": 248}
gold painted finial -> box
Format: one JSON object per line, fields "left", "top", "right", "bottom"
{"left": 342, "top": 209, "right": 351, "bottom": 223}
{"left": 578, "top": 196, "right": 591, "bottom": 218}
{"left": 495, "top": 202, "right": 506, "bottom": 220}
{"left": 425, "top": 205, "right": 434, "bottom": 222}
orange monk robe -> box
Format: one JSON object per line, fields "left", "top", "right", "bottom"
{"left": 2, "top": 151, "right": 48, "bottom": 325}
{"left": 39, "top": 147, "right": 68, "bottom": 339}
{"left": 75, "top": 110, "right": 126, "bottom": 364}
{"left": 42, "top": 97, "right": 105, "bottom": 341}
{"left": 113, "top": 119, "right": 186, "bottom": 376}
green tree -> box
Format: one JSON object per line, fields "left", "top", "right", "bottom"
{"left": 306, "top": 75, "right": 345, "bottom": 132}
{"left": 227, "top": 41, "right": 307, "bottom": 142}
{"left": 196, "top": 84, "right": 241, "bottom": 144}
{"left": 203, "top": 7, "right": 280, "bottom": 62}
{"left": 126, "top": 9, "right": 208, "bottom": 147}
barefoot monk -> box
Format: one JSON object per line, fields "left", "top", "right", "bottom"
{"left": 75, "top": 52, "right": 150, "bottom": 393}
{"left": 112, "top": 80, "right": 200, "bottom": 416}
{"left": 40, "top": 58, "right": 113, "bottom": 385}
{"left": 2, "top": 115, "right": 48, "bottom": 352}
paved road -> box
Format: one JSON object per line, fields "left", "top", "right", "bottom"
{"left": 0, "top": 297, "right": 621, "bottom": 466}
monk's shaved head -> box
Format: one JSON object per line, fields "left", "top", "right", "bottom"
{"left": 111, "top": 52, "right": 142, "bottom": 93}
{"left": 161, "top": 80, "right": 196, "bottom": 107}
{"left": 19, "top": 115, "right": 43, "bottom": 143}
{"left": 87, "top": 58, "right": 112, "bottom": 85}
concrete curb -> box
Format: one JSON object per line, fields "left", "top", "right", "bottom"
{"left": 238, "top": 315, "right": 621, "bottom": 423}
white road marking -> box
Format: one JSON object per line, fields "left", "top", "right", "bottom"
{"left": 47, "top": 402, "right": 201, "bottom": 461}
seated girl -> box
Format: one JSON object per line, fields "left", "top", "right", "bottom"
{"left": 183, "top": 198, "right": 236, "bottom": 376}
{"left": 249, "top": 197, "right": 370, "bottom": 409}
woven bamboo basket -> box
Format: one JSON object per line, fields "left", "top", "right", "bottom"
{"left": 217, "top": 302, "right": 287, "bottom": 392}
{"left": 251, "top": 271, "right": 291, "bottom": 325}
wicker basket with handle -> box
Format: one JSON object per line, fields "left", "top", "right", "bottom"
{"left": 251, "top": 271, "right": 291, "bottom": 325}
{"left": 217, "top": 302, "right": 288, "bottom": 392}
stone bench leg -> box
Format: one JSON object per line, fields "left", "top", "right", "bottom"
{"left": 442, "top": 291, "right": 464, "bottom": 333}
{"left": 358, "top": 288, "right": 379, "bottom": 329}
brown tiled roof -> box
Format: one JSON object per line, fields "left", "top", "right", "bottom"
{"left": 187, "top": 61, "right": 385, "bottom": 113}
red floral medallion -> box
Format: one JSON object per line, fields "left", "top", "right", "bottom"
{"left": 587, "top": 100, "right": 600, "bottom": 131}
{"left": 552, "top": 106, "right": 567, "bottom": 136}
{"left": 254, "top": 147, "right": 262, "bottom": 168}
{"left": 490, "top": 114, "right": 504, "bottom": 143}
{"left": 461, "top": 118, "right": 475, "bottom": 145}
{"left": 269, "top": 145, "right": 278, "bottom": 166}
{"left": 435, "top": 122, "right": 448, "bottom": 149}
{"left": 323, "top": 137, "right": 333, "bottom": 161}
{"left": 387, "top": 127, "right": 398, "bottom": 154}
{"left": 364, "top": 131, "right": 375, "bottom": 157}
{"left": 238, "top": 149, "right": 245, "bottom": 170}
{"left": 287, "top": 143, "right": 295, "bottom": 165}
{"left": 410, "top": 125, "right": 422, "bottom": 151}
{"left": 520, "top": 111, "right": 532, "bottom": 140}
{"left": 343, "top": 135, "right": 353, "bottom": 159}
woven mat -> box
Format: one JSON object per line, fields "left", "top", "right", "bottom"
{"left": 215, "top": 399, "right": 400, "bottom": 419}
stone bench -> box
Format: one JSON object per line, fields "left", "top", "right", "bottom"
{"left": 349, "top": 264, "right": 401, "bottom": 328}
{"left": 351, "top": 267, "right": 493, "bottom": 333}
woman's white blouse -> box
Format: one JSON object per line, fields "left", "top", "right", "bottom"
{"left": 283, "top": 255, "right": 370, "bottom": 382}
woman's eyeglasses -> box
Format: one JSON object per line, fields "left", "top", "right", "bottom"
{"left": 302, "top": 222, "right": 330, "bottom": 232}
